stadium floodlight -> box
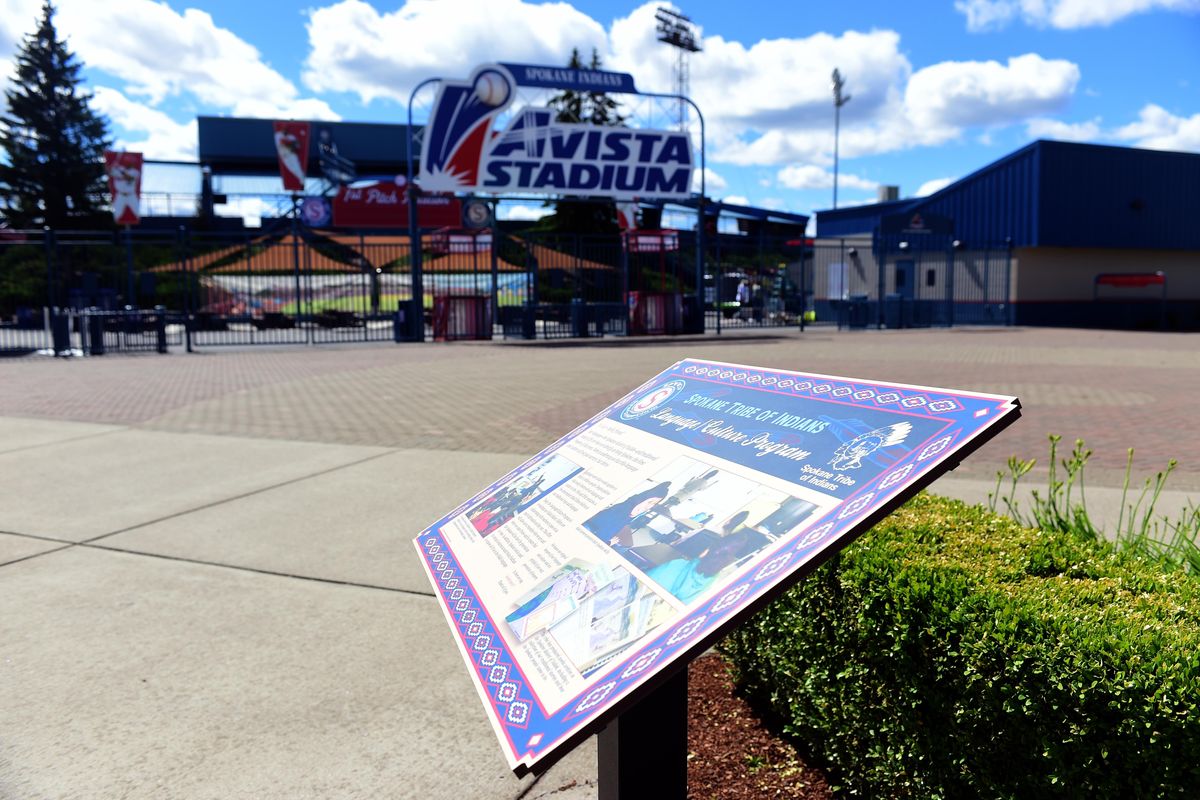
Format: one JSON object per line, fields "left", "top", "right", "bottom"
{"left": 831, "top": 68, "right": 852, "bottom": 210}
{"left": 655, "top": 7, "right": 702, "bottom": 128}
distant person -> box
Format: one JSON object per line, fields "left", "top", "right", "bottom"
{"left": 736, "top": 279, "right": 751, "bottom": 320}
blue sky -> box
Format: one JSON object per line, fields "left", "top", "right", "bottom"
{"left": 1, "top": 0, "right": 1197, "bottom": 223}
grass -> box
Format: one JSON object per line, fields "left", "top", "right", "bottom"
{"left": 277, "top": 291, "right": 530, "bottom": 315}
{"left": 988, "top": 434, "right": 1200, "bottom": 575}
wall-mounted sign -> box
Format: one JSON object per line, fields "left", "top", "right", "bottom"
{"left": 881, "top": 211, "right": 954, "bottom": 236}
{"left": 462, "top": 198, "right": 493, "bottom": 229}
{"left": 415, "top": 359, "right": 1019, "bottom": 774}
{"left": 300, "top": 196, "right": 331, "bottom": 227}
{"left": 497, "top": 62, "right": 638, "bottom": 94}
{"left": 419, "top": 64, "right": 692, "bottom": 200}
{"left": 331, "top": 179, "right": 462, "bottom": 228}
{"left": 272, "top": 121, "right": 311, "bottom": 192}
{"left": 104, "top": 150, "right": 142, "bottom": 226}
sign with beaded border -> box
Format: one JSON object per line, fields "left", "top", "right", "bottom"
{"left": 414, "top": 359, "right": 1019, "bottom": 775}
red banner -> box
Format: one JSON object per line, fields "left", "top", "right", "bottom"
{"left": 104, "top": 150, "right": 142, "bottom": 226}
{"left": 332, "top": 180, "right": 462, "bottom": 228}
{"left": 273, "top": 121, "right": 311, "bottom": 191}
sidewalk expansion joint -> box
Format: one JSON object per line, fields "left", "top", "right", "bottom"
{"left": 83, "top": 541, "right": 436, "bottom": 596}
{"left": 0, "top": 543, "right": 75, "bottom": 569}
{"left": 0, "top": 426, "right": 125, "bottom": 458}
{"left": 78, "top": 449, "right": 398, "bottom": 546}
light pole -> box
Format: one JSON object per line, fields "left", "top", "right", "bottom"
{"left": 831, "top": 68, "right": 851, "bottom": 210}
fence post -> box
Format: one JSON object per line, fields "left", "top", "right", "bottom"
{"left": 947, "top": 241, "right": 957, "bottom": 327}
{"left": 1004, "top": 237, "right": 1015, "bottom": 326}
{"left": 798, "top": 243, "right": 806, "bottom": 332}
{"left": 124, "top": 226, "right": 135, "bottom": 307}
{"left": 407, "top": 181, "right": 425, "bottom": 342}
{"left": 877, "top": 244, "right": 887, "bottom": 330}
{"left": 290, "top": 201, "right": 308, "bottom": 344}
{"left": 179, "top": 225, "right": 193, "bottom": 353}
{"left": 43, "top": 226, "right": 56, "bottom": 309}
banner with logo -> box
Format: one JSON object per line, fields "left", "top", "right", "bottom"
{"left": 415, "top": 358, "right": 1020, "bottom": 774}
{"left": 331, "top": 179, "right": 462, "bottom": 228}
{"left": 272, "top": 121, "right": 311, "bottom": 192}
{"left": 104, "top": 150, "right": 142, "bottom": 226}
{"left": 419, "top": 64, "right": 692, "bottom": 200}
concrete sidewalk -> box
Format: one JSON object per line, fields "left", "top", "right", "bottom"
{"left": 0, "top": 418, "right": 594, "bottom": 800}
{"left": 1, "top": 327, "right": 1197, "bottom": 798}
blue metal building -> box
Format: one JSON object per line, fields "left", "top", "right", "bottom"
{"left": 815, "top": 141, "right": 1200, "bottom": 330}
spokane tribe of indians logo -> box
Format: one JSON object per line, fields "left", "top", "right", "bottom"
{"left": 621, "top": 380, "right": 686, "bottom": 421}
{"left": 829, "top": 422, "right": 912, "bottom": 471}
{"left": 419, "top": 65, "right": 692, "bottom": 198}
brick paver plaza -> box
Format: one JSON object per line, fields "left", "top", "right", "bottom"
{"left": 0, "top": 326, "right": 1197, "bottom": 799}
{"left": 2, "top": 327, "right": 1196, "bottom": 485}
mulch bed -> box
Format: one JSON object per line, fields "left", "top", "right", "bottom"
{"left": 687, "top": 653, "right": 833, "bottom": 800}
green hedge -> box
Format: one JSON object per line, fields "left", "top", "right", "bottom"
{"left": 722, "top": 494, "right": 1200, "bottom": 798}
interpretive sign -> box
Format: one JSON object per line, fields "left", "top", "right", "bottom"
{"left": 415, "top": 359, "right": 1019, "bottom": 774}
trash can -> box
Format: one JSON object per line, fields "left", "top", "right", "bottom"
{"left": 433, "top": 294, "right": 492, "bottom": 341}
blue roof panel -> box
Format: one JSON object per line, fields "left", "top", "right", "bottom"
{"left": 815, "top": 140, "right": 1200, "bottom": 250}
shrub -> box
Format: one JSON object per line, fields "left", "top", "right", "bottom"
{"left": 722, "top": 494, "right": 1200, "bottom": 798}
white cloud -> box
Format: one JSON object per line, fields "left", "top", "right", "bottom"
{"left": 1026, "top": 116, "right": 1102, "bottom": 141}
{"left": 0, "top": 1, "right": 39, "bottom": 74}
{"left": 956, "top": 0, "right": 1200, "bottom": 31}
{"left": 303, "top": 0, "right": 606, "bottom": 104}
{"left": 1114, "top": 104, "right": 1200, "bottom": 151}
{"left": 498, "top": 203, "right": 552, "bottom": 221}
{"left": 90, "top": 86, "right": 197, "bottom": 160}
{"left": 721, "top": 195, "right": 749, "bottom": 206}
{"left": 905, "top": 54, "right": 1079, "bottom": 132}
{"left": 915, "top": 176, "right": 957, "bottom": 197}
{"left": 295, "top": 1, "right": 1083, "bottom": 171}
{"left": 777, "top": 164, "right": 877, "bottom": 191}
{"left": 2, "top": 0, "right": 338, "bottom": 120}
{"left": 691, "top": 167, "right": 727, "bottom": 193}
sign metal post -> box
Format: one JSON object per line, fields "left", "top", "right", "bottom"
{"left": 597, "top": 667, "right": 688, "bottom": 800}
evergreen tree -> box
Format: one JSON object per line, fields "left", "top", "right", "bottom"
{"left": 0, "top": 1, "right": 110, "bottom": 229}
{"left": 539, "top": 48, "right": 627, "bottom": 234}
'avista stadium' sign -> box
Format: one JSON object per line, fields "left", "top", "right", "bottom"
{"left": 418, "top": 64, "right": 693, "bottom": 200}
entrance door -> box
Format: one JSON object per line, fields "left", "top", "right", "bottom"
{"left": 894, "top": 260, "right": 915, "bottom": 300}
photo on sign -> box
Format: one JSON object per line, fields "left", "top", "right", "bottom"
{"left": 467, "top": 452, "right": 582, "bottom": 537}
{"left": 544, "top": 566, "right": 674, "bottom": 677}
{"left": 505, "top": 559, "right": 614, "bottom": 642}
{"left": 583, "top": 457, "right": 818, "bottom": 605}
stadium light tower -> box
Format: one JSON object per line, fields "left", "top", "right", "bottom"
{"left": 831, "top": 68, "right": 852, "bottom": 209}
{"left": 655, "top": 7, "right": 701, "bottom": 128}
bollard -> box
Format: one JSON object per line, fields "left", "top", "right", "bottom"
{"left": 522, "top": 302, "right": 536, "bottom": 340}
{"left": 50, "top": 312, "right": 71, "bottom": 355}
{"left": 155, "top": 306, "right": 168, "bottom": 353}
{"left": 570, "top": 298, "right": 588, "bottom": 338}
{"left": 87, "top": 312, "right": 105, "bottom": 355}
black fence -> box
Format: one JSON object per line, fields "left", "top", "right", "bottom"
{"left": 807, "top": 238, "right": 1013, "bottom": 329}
{"left": 0, "top": 224, "right": 1017, "bottom": 355}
